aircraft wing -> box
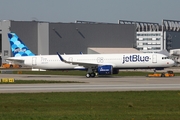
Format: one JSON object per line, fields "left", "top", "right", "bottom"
{"left": 57, "top": 52, "right": 111, "bottom": 68}
{"left": 67, "top": 61, "right": 99, "bottom": 68}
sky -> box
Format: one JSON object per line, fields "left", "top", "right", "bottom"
{"left": 0, "top": 0, "right": 180, "bottom": 24}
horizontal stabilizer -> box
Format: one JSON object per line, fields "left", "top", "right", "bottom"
{"left": 6, "top": 58, "right": 24, "bottom": 64}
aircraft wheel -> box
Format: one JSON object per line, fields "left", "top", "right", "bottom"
{"left": 86, "top": 73, "right": 91, "bottom": 78}
{"left": 10, "top": 65, "right": 13, "bottom": 68}
{"left": 161, "top": 73, "right": 165, "bottom": 77}
{"left": 90, "top": 73, "right": 96, "bottom": 77}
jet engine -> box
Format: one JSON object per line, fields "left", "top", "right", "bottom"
{"left": 97, "top": 65, "right": 119, "bottom": 75}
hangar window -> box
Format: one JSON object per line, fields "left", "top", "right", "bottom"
{"left": 4, "top": 50, "right": 8, "bottom": 56}
{"left": 152, "top": 47, "right": 161, "bottom": 50}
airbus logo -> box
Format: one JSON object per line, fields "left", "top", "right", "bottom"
{"left": 100, "top": 68, "right": 110, "bottom": 72}
{"left": 122, "top": 55, "right": 150, "bottom": 64}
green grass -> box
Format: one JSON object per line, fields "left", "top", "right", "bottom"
{"left": 0, "top": 91, "right": 180, "bottom": 120}
{"left": 0, "top": 80, "right": 84, "bottom": 84}
{"left": 13, "top": 70, "right": 87, "bottom": 76}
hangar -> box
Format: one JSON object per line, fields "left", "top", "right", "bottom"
{"left": 119, "top": 20, "right": 180, "bottom": 53}
{"left": 0, "top": 20, "right": 136, "bottom": 65}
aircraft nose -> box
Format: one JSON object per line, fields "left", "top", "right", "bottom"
{"left": 173, "top": 60, "right": 178, "bottom": 66}
{"left": 170, "top": 60, "right": 176, "bottom": 66}
{"left": 167, "top": 60, "right": 175, "bottom": 66}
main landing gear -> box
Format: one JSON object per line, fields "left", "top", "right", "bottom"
{"left": 86, "top": 73, "right": 96, "bottom": 78}
{"left": 86, "top": 67, "right": 96, "bottom": 78}
{"left": 153, "top": 69, "right": 156, "bottom": 73}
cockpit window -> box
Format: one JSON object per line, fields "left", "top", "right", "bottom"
{"left": 162, "top": 57, "right": 169, "bottom": 59}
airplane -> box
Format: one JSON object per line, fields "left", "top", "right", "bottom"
{"left": 6, "top": 33, "right": 175, "bottom": 78}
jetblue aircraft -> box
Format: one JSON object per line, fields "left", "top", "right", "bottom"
{"left": 6, "top": 33, "right": 175, "bottom": 78}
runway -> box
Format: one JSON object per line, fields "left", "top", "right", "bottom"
{"left": 0, "top": 74, "right": 180, "bottom": 93}
{"left": 1, "top": 84, "right": 180, "bottom": 93}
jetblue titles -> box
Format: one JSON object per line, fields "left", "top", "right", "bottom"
{"left": 122, "top": 55, "right": 150, "bottom": 64}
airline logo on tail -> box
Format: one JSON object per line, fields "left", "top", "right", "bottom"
{"left": 8, "top": 33, "right": 35, "bottom": 57}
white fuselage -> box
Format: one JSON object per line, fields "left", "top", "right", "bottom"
{"left": 7, "top": 53, "right": 175, "bottom": 70}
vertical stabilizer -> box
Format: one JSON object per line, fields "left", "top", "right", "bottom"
{"left": 8, "top": 33, "right": 35, "bottom": 57}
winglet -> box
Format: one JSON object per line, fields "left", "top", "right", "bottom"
{"left": 57, "top": 52, "right": 66, "bottom": 62}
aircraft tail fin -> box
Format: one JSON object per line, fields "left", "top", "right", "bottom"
{"left": 8, "top": 33, "right": 35, "bottom": 57}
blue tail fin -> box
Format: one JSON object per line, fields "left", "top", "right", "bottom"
{"left": 8, "top": 33, "right": 35, "bottom": 57}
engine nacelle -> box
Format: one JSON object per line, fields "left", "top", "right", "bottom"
{"left": 97, "top": 65, "right": 113, "bottom": 75}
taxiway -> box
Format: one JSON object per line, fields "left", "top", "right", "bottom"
{"left": 0, "top": 74, "right": 180, "bottom": 93}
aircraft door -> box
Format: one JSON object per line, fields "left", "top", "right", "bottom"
{"left": 152, "top": 55, "right": 157, "bottom": 63}
{"left": 32, "top": 57, "right": 37, "bottom": 66}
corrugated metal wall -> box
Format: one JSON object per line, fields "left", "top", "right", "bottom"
{"left": 49, "top": 23, "right": 136, "bottom": 54}
{"left": 166, "top": 31, "right": 180, "bottom": 50}
{"left": 3, "top": 21, "right": 136, "bottom": 58}
{"left": 10, "top": 21, "right": 38, "bottom": 55}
